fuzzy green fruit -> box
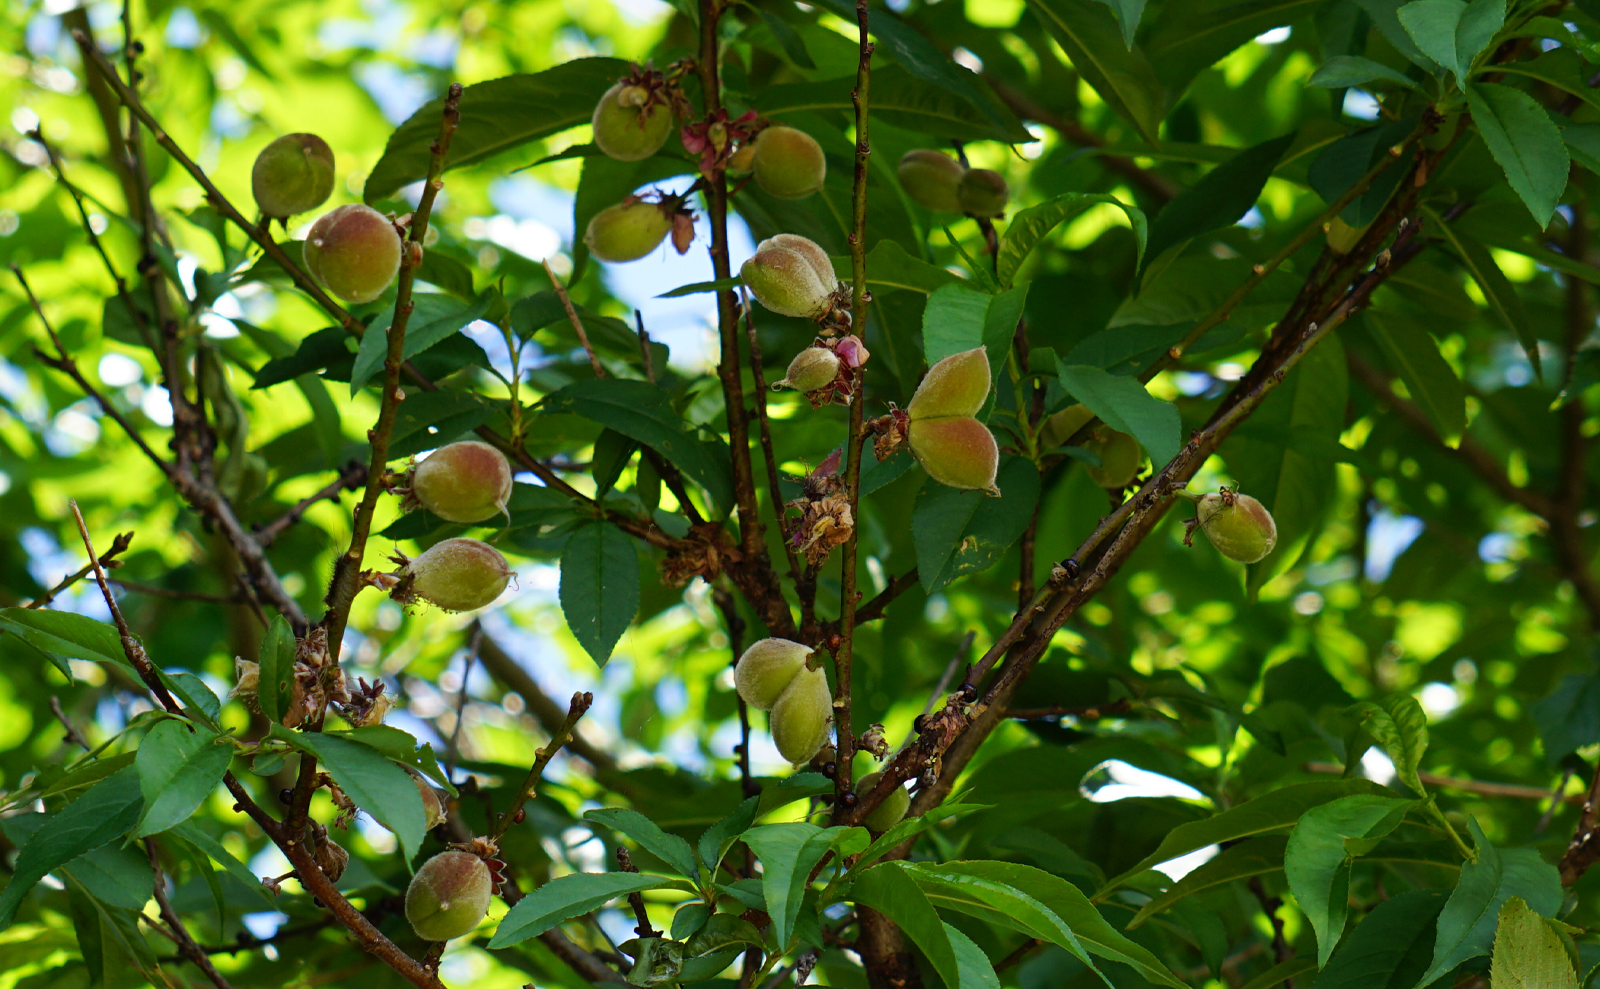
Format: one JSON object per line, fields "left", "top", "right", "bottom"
{"left": 304, "top": 204, "right": 402, "bottom": 304}
{"left": 769, "top": 665, "right": 831, "bottom": 765}
{"left": 734, "top": 638, "right": 810, "bottom": 710}
{"left": 408, "top": 441, "right": 513, "bottom": 524}
{"left": 908, "top": 417, "right": 1000, "bottom": 495}
{"left": 406, "top": 851, "right": 492, "bottom": 941}
{"left": 778, "top": 347, "right": 840, "bottom": 393}
{"left": 1084, "top": 428, "right": 1141, "bottom": 489}
{"left": 760, "top": 234, "right": 837, "bottom": 292}
{"left": 907, "top": 347, "right": 991, "bottom": 420}
{"left": 897, "top": 150, "right": 964, "bottom": 213}
{"left": 1040, "top": 403, "right": 1095, "bottom": 449}
{"left": 252, "top": 133, "right": 335, "bottom": 219}
{"left": 1196, "top": 491, "right": 1278, "bottom": 564}
{"left": 585, "top": 199, "right": 673, "bottom": 263}
{"left": 857, "top": 772, "right": 910, "bottom": 832}
{"left": 752, "top": 126, "right": 827, "bottom": 200}
{"left": 400, "top": 538, "right": 512, "bottom": 612}
{"left": 956, "top": 168, "right": 1009, "bottom": 217}
{"left": 742, "top": 245, "right": 833, "bottom": 318}
{"left": 592, "top": 82, "right": 674, "bottom": 162}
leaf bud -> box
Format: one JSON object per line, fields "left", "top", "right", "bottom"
{"left": 769, "top": 665, "right": 832, "bottom": 765}
{"left": 585, "top": 198, "right": 674, "bottom": 263}
{"left": 956, "top": 168, "right": 1009, "bottom": 217}
{"left": 394, "top": 538, "right": 513, "bottom": 613}
{"left": 252, "top": 133, "right": 335, "bottom": 219}
{"left": 907, "top": 347, "right": 991, "bottom": 420}
{"left": 405, "top": 850, "right": 493, "bottom": 941}
{"left": 1194, "top": 489, "right": 1278, "bottom": 563}
{"left": 592, "top": 81, "right": 674, "bottom": 161}
{"left": 751, "top": 125, "right": 827, "bottom": 199}
{"left": 776, "top": 347, "right": 841, "bottom": 393}
{"left": 907, "top": 417, "right": 1000, "bottom": 495}
{"left": 304, "top": 204, "right": 402, "bottom": 304}
{"left": 897, "top": 149, "right": 965, "bottom": 213}
{"left": 404, "top": 440, "right": 513, "bottom": 524}
{"left": 1084, "top": 427, "right": 1142, "bottom": 489}
{"left": 741, "top": 244, "right": 832, "bottom": 318}
{"left": 857, "top": 772, "right": 910, "bottom": 833}
{"left": 734, "top": 638, "right": 811, "bottom": 711}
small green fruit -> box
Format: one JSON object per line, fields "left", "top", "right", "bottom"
{"left": 1325, "top": 217, "right": 1367, "bottom": 255}
{"left": 400, "top": 537, "right": 512, "bottom": 612}
{"left": 761, "top": 234, "right": 837, "bottom": 291}
{"left": 741, "top": 244, "right": 833, "bottom": 318}
{"left": 585, "top": 199, "right": 674, "bottom": 263}
{"left": 734, "top": 638, "right": 811, "bottom": 710}
{"left": 1195, "top": 491, "right": 1278, "bottom": 564}
{"left": 728, "top": 142, "right": 756, "bottom": 173}
{"left": 908, "top": 417, "right": 1000, "bottom": 495}
{"left": 252, "top": 133, "right": 335, "bottom": 219}
{"left": 769, "top": 665, "right": 831, "bottom": 765}
{"left": 752, "top": 126, "right": 827, "bottom": 200}
{"left": 1040, "top": 403, "right": 1095, "bottom": 450}
{"left": 304, "top": 204, "right": 402, "bottom": 304}
{"left": 406, "top": 851, "right": 493, "bottom": 941}
{"left": 407, "top": 440, "right": 513, "bottom": 524}
{"left": 907, "top": 347, "right": 991, "bottom": 420}
{"left": 858, "top": 772, "right": 910, "bottom": 833}
{"left": 592, "top": 81, "right": 674, "bottom": 162}
{"left": 956, "top": 168, "right": 1009, "bottom": 217}
{"left": 778, "top": 347, "right": 841, "bottom": 393}
{"left": 897, "top": 150, "right": 964, "bottom": 213}
{"left": 1084, "top": 428, "right": 1142, "bottom": 489}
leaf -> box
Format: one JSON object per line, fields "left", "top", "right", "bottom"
{"left": 748, "top": 4, "right": 815, "bottom": 69}
{"left": 1352, "top": 693, "right": 1430, "bottom": 798}
{"left": 1096, "top": 0, "right": 1147, "bottom": 47}
{"left": 542, "top": 379, "right": 733, "bottom": 514}
{"left": 387, "top": 389, "right": 495, "bottom": 458}
{"left": 255, "top": 614, "right": 295, "bottom": 725}
{"left": 1141, "top": 132, "right": 1296, "bottom": 271}
{"left": 252, "top": 328, "right": 352, "bottom": 389}
{"left": 1237, "top": 957, "right": 1319, "bottom": 989}
{"left": 996, "top": 193, "right": 1147, "bottom": 288}
{"left": 921, "top": 283, "right": 1028, "bottom": 379}
{"left": 489, "top": 872, "right": 677, "bottom": 948}
{"left": 1307, "top": 55, "right": 1421, "bottom": 89}
{"left": 1366, "top": 313, "right": 1467, "bottom": 445}
{"left": 1428, "top": 210, "right": 1540, "bottom": 376}
{"left": 1127, "top": 835, "right": 1288, "bottom": 927}
{"left": 1465, "top": 82, "right": 1569, "bottom": 228}
{"left": 133, "top": 720, "right": 233, "bottom": 837}
{"left": 0, "top": 607, "right": 130, "bottom": 670}
{"left": 0, "top": 767, "right": 144, "bottom": 932}
{"left": 1533, "top": 674, "right": 1600, "bottom": 765}
{"left": 849, "top": 862, "right": 961, "bottom": 989}
{"left": 1491, "top": 896, "right": 1578, "bottom": 989}
{"left": 365, "top": 58, "right": 631, "bottom": 202}
{"left": 41, "top": 754, "right": 137, "bottom": 798}
{"left": 339, "top": 724, "right": 458, "bottom": 795}
{"left": 350, "top": 291, "right": 494, "bottom": 396}
{"left": 912, "top": 456, "right": 1041, "bottom": 593}
{"left": 836, "top": 240, "right": 961, "bottom": 295}
{"left": 1144, "top": 0, "right": 1329, "bottom": 100}
{"left": 268, "top": 724, "right": 427, "bottom": 864}
{"left": 1284, "top": 795, "right": 1416, "bottom": 965}
{"left": 1308, "top": 117, "right": 1416, "bottom": 227}
{"left": 1026, "top": 0, "right": 1165, "bottom": 145}
{"left": 1398, "top": 0, "right": 1505, "bottom": 86}
{"left": 697, "top": 797, "right": 760, "bottom": 877}
{"left": 1313, "top": 890, "right": 1448, "bottom": 989}
{"left": 760, "top": 66, "right": 1030, "bottom": 142}
{"left": 169, "top": 821, "right": 278, "bottom": 907}
{"left": 1098, "top": 779, "right": 1389, "bottom": 896}
{"left": 743, "top": 823, "right": 840, "bottom": 948}
{"left": 1417, "top": 817, "right": 1563, "bottom": 988}
{"left": 559, "top": 521, "right": 640, "bottom": 668}
{"left": 1497, "top": 48, "right": 1600, "bottom": 115}
{"left": 849, "top": 804, "right": 989, "bottom": 878}
{"left": 586, "top": 808, "right": 698, "bottom": 879}
{"left": 162, "top": 672, "right": 220, "bottom": 728}
{"left": 656, "top": 277, "right": 743, "bottom": 298}
{"left": 1056, "top": 362, "right": 1181, "bottom": 465}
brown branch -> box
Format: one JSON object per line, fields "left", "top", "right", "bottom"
{"left": 491, "top": 692, "right": 595, "bottom": 841}
{"left": 849, "top": 569, "right": 919, "bottom": 628}
{"left": 146, "top": 838, "right": 236, "bottom": 989}
{"left": 615, "top": 848, "right": 661, "bottom": 938}
{"left": 1005, "top": 698, "right": 1133, "bottom": 721}
{"left": 1301, "top": 762, "right": 1582, "bottom": 803}
{"left": 50, "top": 696, "right": 93, "bottom": 752}
{"left": 474, "top": 632, "right": 619, "bottom": 778}
{"left": 255, "top": 460, "right": 369, "bottom": 548}
{"left": 25, "top": 529, "right": 134, "bottom": 609}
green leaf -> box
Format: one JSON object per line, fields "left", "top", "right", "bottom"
{"left": 387, "top": 389, "right": 496, "bottom": 459}
{"left": 921, "top": 282, "right": 1028, "bottom": 379}
{"left": 946, "top": 922, "right": 1001, "bottom": 989}
{"left": 489, "top": 872, "right": 677, "bottom": 948}
{"left": 338, "top": 724, "right": 458, "bottom": 795}
{"left": 169, "top": 821, "right": 278, "bottom": 907}
{"left": 697, "top": 797, "right": 760, "bottom": 877}
{"left": 656, "top": 277, "right": 743, "bottom": 298}
{"left": 743, "top": 823, "right": 841, "bottom": 949}
{"left": 1429, "top": 210, "right": 1540, "bottom": 376}
{"left": 1417, "top": 817, "right": 1563, "bottom": 988}
{"left": 850, "top": 862, "right": 961, "bottom": 989}
{"left": 849, "top": 804, "right": 989, "bottom": 879}
{"left": 760, "top": 66, "right": 1030, "bottom": 142}
{"left": 1497, "top": 48, "right": 1600, "bottom": 115}
{"left": 1398, "top": 0, "right": 1504, "bottom": 86}
{"left": 831, "top": 240, "right": 961, "bottom": 295}
{"left": 586, "top": 808, "right": 699, "bottom": 879}
{"left": 1564, "top": 122, "right": 1600, "bottom": 174}
{"left": 1492, "top": 896, "right": 1579, "bottom": 989}
{"left": 133, "top": 720, "right": 233, "bottom": 837}
{"left": 1144, "top": 0, "right": 1328, "bottom": 101}
{"left": 0, "top": 607, "right": 129, "bottom": 671}
{"left": 1307, "top": 55, "right": 1421, "bottom": 89}
{"left": 542, "top": 379, "right": 733, "bottom": 514}
{"left": 1314, "top": 889, "right": 1448, "bottom": 989}
{"left": 268, "top": 724, "right": 427, "bottom": 864}
{"left": 1533, "top": 674, "right": 1600, "bottom": 765}
{"left": 0, "top": 767, "right": 144, "bottom": 932}
{"left": 255, "top": 614, "right": 295, "bottom": 725}
{"left": 350, "top": 291, "right": 494, "bottom": 396}
{"left": 252, "top": 328, "right": 352, "bottom": 389}
{"left": 41, "top": 754, "right": 137, "bottom": 798}
{"left": 1141, "top": 132, "right": 1296, "bottom": 271}
{"left": 1127, "top": 835, "right": 1288, "bottom": 928}
{"left": 161, "top": 672, "right": 220, "bottom": 728}
{"left": 1096, "top": 0, "right": 1147, "bottom": 47}
{"left": 912, "top": 456, "right": 1041, "bottom": 593}
{"left": 1465, "top": 82, "right": 1569, "bottom": 228}
{"left": 1056, "top": 362, "right": 1181, "bottom": 465}
{"left": 996, "top": 193, "right": 1147, "bottom": 289}
{"left": 1366, "top": 313, "right": 1466, "bottom": 445}
{"left": 747, "top": 4, "right": 815, "bottom": 69}
{"left": 1284, "top": 795, "right": 1416, "bottom": 965}
{"left": 365, "top": 58, "right": 631, "bottom": 202}
{"left": 559, "top": 521, "right": 641, "bottom": 668}
{"left": 1351, "top": 693, "right": 1430, "bottom": 798}
{"left": 1098, "top": 779, "right": 1389, "bottom": 896}
{"left": 1025, "top": 0, "right": 1165, "bottom": 145}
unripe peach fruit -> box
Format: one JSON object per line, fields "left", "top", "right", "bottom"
{"left": 907, "top": 347, "right": 991, "bottom": 420}
{"left": 769, "top": 665, "right": 831, "bottom": 765}
{"left": 585, "top": 199, "right": 673, "bottom": 263}
{"left": 857, "top": 772, "right": 910, "bottom": 832}
{"left": 1040, "top": 403, "right": 1095, "bottom": 450}
{"left": 1084, "top": 427, "right": 1141, "bottom": 489}
{"left": 957, "top": 168, "right": 1009, "bottom": 217}
{"left": 897, "top": 150, "right": 964, "bottom": 213}
{"left": 252, "top": 133, "right": 335, "bottom": 219}
{"left": 727, "top": 142, "right": 756, "bottom": 173}
{"left": 1325, "top": 217, "right": 1367, "bottom": 255}
{"left": 592, "top": 82, "right": 674, "bottom": 162}
{"left": 406, "top": 851, "right": 492, "bottom": 941}
{"left": 408, "top": 441, "right": 513, "bottom": 524}
{"left": 1196, "top": 491, "right": 1278, "bottom": 563}
{"left": 734, "top": 637, "right": 811, "bottom": 710}
{"left": 908, "top": 417, "right": 1000, "bottom": 495}
{"left": 304, "top": 204, "right": 402, "bottom": 304}
{"left": 778, "top": 347, "right": 840, "bottom": 393}
{"left": 752, "top": 126, "right": 827, "bottom": 200}
{"left": 762, "top": 234, "right": 838, "bottom": 292}
{"left": 401, "top": 538, "right": 512, "bottom": 612}
{"left": 742, "top": 245, "right": 832, "bottom": 318}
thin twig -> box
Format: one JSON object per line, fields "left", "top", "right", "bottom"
{"left": 545, "top": 258, "right": 604, "bottom": 378}
{"left": 444, "top": 625, "right": 484, "bottom": 779}
{"left": 147, "top": 838, "right": 236, "bottom": 989}
{"left": 110, "top": 580, "right": 246, "bottom": 604}
{"left": 50, "top": 697, "right": 92, "bottom": 752}
{"left": 25, "top": 530, "right": 135, "bottom": 609}
{"left": 615, "top": 847, "right": 661, "bottom": 938}
{"left": 255, "top": 460, "right": 369, "bottom": 547}
{"left": 491, "top": 692, "right": 595, "bottom": 841}
{"left": 740, "top": 289, "right": 804, "bottom": 586}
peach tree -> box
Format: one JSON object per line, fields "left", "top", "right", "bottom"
{"left": 1, "top": 0, "right": 1600, "bottom": 988}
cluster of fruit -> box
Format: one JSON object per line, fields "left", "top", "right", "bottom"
{"left": 388, "top": 441, "right": 518, "bottom": 612}
{"left": 897, "top": 149, "right": 1009, "bottom": 217}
